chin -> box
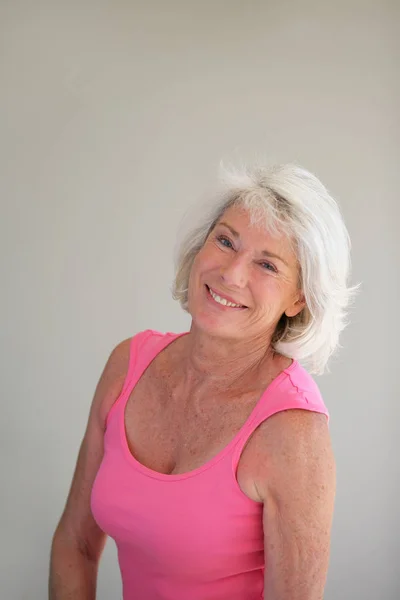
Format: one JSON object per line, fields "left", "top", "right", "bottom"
{"left": 190, "top": 311, "right": 241, "bottom": 339}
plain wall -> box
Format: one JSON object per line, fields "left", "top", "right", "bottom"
{"left": 1, "top": 1, "right": 399, "bottom": 598}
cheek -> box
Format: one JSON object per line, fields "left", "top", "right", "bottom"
{"left": 252, "top": 278, "right": 287, "bottom": 311}
{"left": 193, "top": 245, "right": 220, "bottom": 275}
{"left": 188, "top": 250, "right": 212, "bottom": 296}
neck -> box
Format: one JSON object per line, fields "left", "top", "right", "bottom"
{"left": 180, "top": 323, "right": 276, "bottom": 392}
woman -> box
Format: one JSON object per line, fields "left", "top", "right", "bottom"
{"left": 49, "top": 163, "right": 355, "bottom": 600}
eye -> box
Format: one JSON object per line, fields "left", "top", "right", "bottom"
{"left": 260, "top": 261, "right": 277, "bottom": 273}
{"left": 216, "top": 235, "right": 234, "bottom": 249}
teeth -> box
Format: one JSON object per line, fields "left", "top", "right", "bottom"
{"left": 209, "top": 287, "right": 243, "bottom": 308}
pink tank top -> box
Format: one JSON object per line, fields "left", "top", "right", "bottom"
{"left": 91, "top": 330, "right": 329, "bottom": 600}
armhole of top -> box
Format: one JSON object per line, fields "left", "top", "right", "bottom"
{"left": 104, "top": 330, "right": 153, "bottom": 429}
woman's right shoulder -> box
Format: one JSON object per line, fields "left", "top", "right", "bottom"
{"left": 103, "top": 329, "right": 156, "bottom": 381}
{"left": 95, "top": 330, "right": 167, "bottom": 426}
{"left": 93, "top": 337, "right": 133, "bottom": 427}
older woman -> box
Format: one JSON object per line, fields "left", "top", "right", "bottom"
{"left": 49, "top": 163, "right": 355, "bottom": 600}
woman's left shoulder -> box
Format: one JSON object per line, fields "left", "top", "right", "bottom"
{"left": 263, "top": 406, "right": 330, "bottom": 447}
{"left": 267, "top": 359, "right": 330, "bottom": 423}
{"left": 257, "top": 362, "right": 333, "bottom": 472}
{"left": 252, "top": 403, "right": 334, "bottom": 503}
{"left": 238, "top": 361, "right": 333, "bottom": 502}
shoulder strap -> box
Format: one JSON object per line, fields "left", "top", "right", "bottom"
{"left": 119, "top": 329, "right": 155, "bottom": 398}
{"left": 231, "top": 364, "right": 329, "bottom": 470}
{"left": 105, "top": 329, "right": 185, "bottom": 428}
{"left": 105, "top": 329, "right": 158, "bottom": 428}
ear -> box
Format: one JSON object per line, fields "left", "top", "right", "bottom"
{"left": 284, "top": 292, "right": 306, "bottom": 318}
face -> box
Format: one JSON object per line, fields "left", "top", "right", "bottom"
{"left": 187, "top": 204, "right": 305, "bottom": 342}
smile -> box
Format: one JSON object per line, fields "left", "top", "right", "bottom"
{"left": 207, "top": 286, "right": 246, "bottom": 308}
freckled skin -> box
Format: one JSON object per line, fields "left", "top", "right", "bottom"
{"left": 188, "top": 205, "right": 304, "bottom": 346}
{"left": 51, "top": 205, "right": 335, "bottom": 599}
{"left": 125, "top": 205, "right": 305, "bottom": 482}
{"left": 124, "top": 205, "right": 335, "bottom": 599}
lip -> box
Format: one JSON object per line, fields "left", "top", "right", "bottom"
{"left": 206, "top": 285, "right": 247, "bottom": 308}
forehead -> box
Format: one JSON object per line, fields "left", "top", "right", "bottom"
{"left": 216, "top": 204, "right": 297, "bottom": 260}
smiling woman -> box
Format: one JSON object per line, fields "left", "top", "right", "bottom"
{"left": 174, "top": 163, "right": 357, "bottom": 374}
{"left": 186, "top": 204, "right": 306, "bottom": 349}
{"left": 50, "top": 163, "right": 357, "bottom": 600}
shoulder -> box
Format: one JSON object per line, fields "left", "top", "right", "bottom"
{"left": 94, "top": 337, "right": 132, "bottom": 425}
{"left": 100, "top": 329, "right": 181, "bottom": 398}
{"left": 248, "top": 363, "right": 333, "bottom": 501}
{"left": 104, "top": 329, "right": 168, "bottom": 379}
{"left": 267, "top": 360, "right": 331, "bottom": 455}
{"left": 94, "top": 331, "right": 154, "bottom": 420}
{"left": 265, "top": 360, "right": 330, "bottom": 421}
{"left": 98, "top": 336, "right": 132, "bottom": 392}
{"left": 253, "top": 408, "right": 334, "bottom": 503}
{"left": 260, "top": 407, "right": 331, "bottom": 459}
{"left": 108, "top": 329, "right": 173, "bottom": 365}
{"left": 108, "top": 337, "right": 132, "bottom": 365}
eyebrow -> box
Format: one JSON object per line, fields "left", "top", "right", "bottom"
{"left": 217, "top": 221, "right": 290, "bottom": 267}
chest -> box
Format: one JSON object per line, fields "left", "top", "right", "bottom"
{"left": 92, "top": 417, "right": 265, "bottom": 596}
{"left": 123, "top": 367, "right": 266, "bottom": 498}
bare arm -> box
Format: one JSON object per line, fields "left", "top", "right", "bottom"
{"left": 259, "top": 410, "right": 336, "bottom": 600}
{"left": 49, "top": 339, "right": 131, "bottom": 600}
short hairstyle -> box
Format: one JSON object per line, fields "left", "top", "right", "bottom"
{"left": 172, "top": 163, "right": 358, "bottom": 374}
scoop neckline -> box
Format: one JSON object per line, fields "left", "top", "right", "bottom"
{"left": 119, "top": 330, "right": 299, "bottom": 481}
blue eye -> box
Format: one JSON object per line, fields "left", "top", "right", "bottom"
{"left": 217, "top": 235, "right": 234, "bottom": 249}
{"left": 260, "top": 262, "right": 277, "bottom": 273}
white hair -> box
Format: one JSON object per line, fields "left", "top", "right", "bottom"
{"left": 172, "top": 163, "right": 359, "bottom": 374}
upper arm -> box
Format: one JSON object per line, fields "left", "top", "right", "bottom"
{"left": 52, "top": 338, "right": 131, "bottom": 561}
{"left": 259, "top": 410, "right": 336, "bottom": 600}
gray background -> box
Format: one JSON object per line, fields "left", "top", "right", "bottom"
{"left": 1, "top": 1, "right": 399, "bottom": 599}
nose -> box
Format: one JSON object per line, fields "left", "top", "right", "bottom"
{"left": 220, "top": 254, "right": 248, "bottom": 289}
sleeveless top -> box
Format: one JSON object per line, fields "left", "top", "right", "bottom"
{"left": 91, "top": 330, "right": 329, "bottom": 600}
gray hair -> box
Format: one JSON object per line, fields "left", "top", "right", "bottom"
{"left": 172, "top": 163, "right": 358, "bottom": 374}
